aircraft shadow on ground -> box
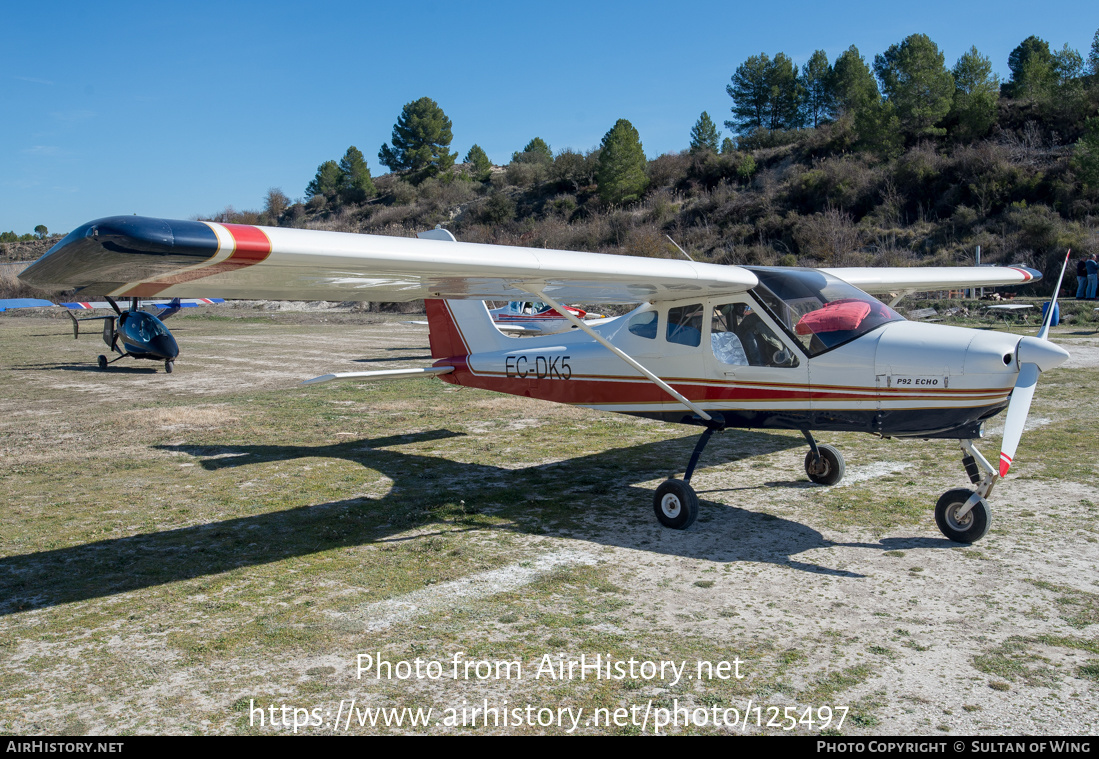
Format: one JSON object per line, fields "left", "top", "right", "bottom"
{"left": 9, "top": 362, "right": 158, "bottom": 374}
{"left": 0, "top": 429, "right": 955, "bottom": 614}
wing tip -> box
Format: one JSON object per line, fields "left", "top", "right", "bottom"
{"left": 302, "top": 374, "right": 336, "bottom": 385}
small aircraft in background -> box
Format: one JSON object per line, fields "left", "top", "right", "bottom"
{"left": 0, "top": 291, "right": 224, "bottom": 372}
{"left": 68, "top": 295, "right": 184, "bottom": 372}
{"left": 487, "top": 299, "right": 607, "bottom": 335}
{"left": 19, "top": 216, "right": 1070, "bottom": 542}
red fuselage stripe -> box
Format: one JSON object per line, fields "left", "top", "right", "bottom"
{"left": 445, "top": 368, "right": 1006, "bottom": 407}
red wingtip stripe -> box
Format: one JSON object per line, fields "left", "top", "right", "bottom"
{"left": 119, "top": 224, "right": 272, "bottom": 297}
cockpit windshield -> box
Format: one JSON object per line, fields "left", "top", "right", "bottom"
{"left": 124, "top": 312, "right": 172, "bottom": 342}
{"left": 746, "top": 267, "right": 904, "bottom": 356}
{"left": 507, "top": 301, "right": 551, "bottom": 315}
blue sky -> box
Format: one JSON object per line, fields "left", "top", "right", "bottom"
{"left": 2, "top": 0, "right": 1097, "bottom": 235}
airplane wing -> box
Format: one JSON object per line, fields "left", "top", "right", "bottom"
{"left": 822, "top": 266, "right": 1040, "bottom": 294}
{"left": 19, "top": 217, "right": 1041, "bottom": 306}
{"left": 19, "top": 216, "right": 759, "bottom": 304}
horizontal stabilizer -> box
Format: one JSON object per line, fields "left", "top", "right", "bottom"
{"left": 494, "top": 323, "right": 542, "bottom": 334}
{"left": 302, "top": 366, "right": 454, "bottom": 385}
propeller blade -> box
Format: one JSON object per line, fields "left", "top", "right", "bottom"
{"left": 1037, "top": 249, "right": 1070, "bottom": 341}
{"left": 998, "top": 249, "right": 1072, "bottom": 478}
{"left": 104, "top": 295, "right": 122, "bottom": 316}
{"left": 998, "top": 362, "right": 1039, "bottom": 477}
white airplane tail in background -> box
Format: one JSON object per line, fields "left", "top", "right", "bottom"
{"left": 425, "top": 299, "right": 511, "bottom": 359}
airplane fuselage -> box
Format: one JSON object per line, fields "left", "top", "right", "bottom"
{"left": 432, "top": 292, "right": 1022, "bottom": 440}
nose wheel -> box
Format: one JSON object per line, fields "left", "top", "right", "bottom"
{"left": 935, "top": 489, "right": 992, "bottom": 543}
{"left": 165, "top": 360, "right": 174, "bottom": 373}
{"left": 935, "top": 441, "right": 998, "bottom": 543}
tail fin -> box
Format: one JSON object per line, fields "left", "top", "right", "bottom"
{"left": 155, "top": 297, "right": 183, "bottom": 321}
{"left": 425, "top": 299, "right": 510, "bottom": 359}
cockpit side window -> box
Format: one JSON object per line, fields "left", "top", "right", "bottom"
{"left": 666, "top": 304, "right": 703, "bottom": 347}
{"left": 711, "top": 301, "right": 798, "bottom": 367}
{"left": 627, "top": 310, "right": 658, "bottom": 339}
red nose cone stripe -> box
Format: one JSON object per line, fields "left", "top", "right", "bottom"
{"left": 120, "top": 224, "right": 272, "bottom": 297}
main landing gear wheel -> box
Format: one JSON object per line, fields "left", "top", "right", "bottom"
{"left": 97, "top": 355, "right": 108, "bottom": 371}
{"left": 935, "top": 488, "right": 992, "bottom": 543}
{"left": 653, "top": 479, "right": 699, "bottom": 529}
{"left": 805, "top": 444, "right": 845, "bottom": 485}
{"left": 165, "top": 360, "right": 174, "bottom": 373}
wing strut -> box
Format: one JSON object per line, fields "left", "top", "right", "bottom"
{"left": 519, "top": 286, "right": 713, "bottom": 422}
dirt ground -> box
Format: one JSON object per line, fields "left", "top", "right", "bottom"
{"left": 0, "top": 308, "right": 1096, "bottom": 735}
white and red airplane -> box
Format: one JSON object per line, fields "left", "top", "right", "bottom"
{"left": 19, "top": 216, "right": 1070, "bottom": 543}
{"left": 487, "top": 299, "right": 606, "bottom": 335}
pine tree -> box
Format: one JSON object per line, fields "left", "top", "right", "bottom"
{"left": 1007, "top": 36, "right": 1054, "bottom": 99}
{"left": 305, "top": 160, "right": 341, "bottom": 205}
{"left": 720, "top": 137, "right": 736, "bottom": 154}
{"left": 950, "top": 47, "right": 999, "bottom": 140}
{"left": 689, "top": 112, "right": 720, "bottom": 153}
{"left": 873, "top": 34, "right": 954, "bottom": 140}
{"left": 725, "top": 52, "right": 803, "bottom": 134}
{"left": 1052, "top": 44, "right": 1085, "bottom": 85}
{"left": 512, "top": 137, "right": 553, "bottom": 164}
{"left": 464, "top": 144, "right": 492, "bottom": 181}
{"left": 596, "top": 119, "right": 649, "bottom": 205}
{"left": 767, "top": 53, "right": 803, "bottom": 130}
{"left": 1074, "top": 115, "right": 1099, "bottom": 189}
{"left": 830, "top": 46, "right": 879, "bottom": 117}
{"left": 725, "top": 54, "right": 772, "bottom": 133}
{"left": 800, "top": 50, "right": 834, "bottom": 127}
{"left": 378, "top": 97, "right": 456, "bottom": 179}
{"left": 338, "top": 146, "right": 376, "bottom": 204}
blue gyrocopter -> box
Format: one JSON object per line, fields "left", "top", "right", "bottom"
{"left": 68, "top": 295, "right": 182, "bottom": 372}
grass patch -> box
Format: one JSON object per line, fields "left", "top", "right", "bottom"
{"left": 1026, "top": 580, "right": 1099, "bottom": 629}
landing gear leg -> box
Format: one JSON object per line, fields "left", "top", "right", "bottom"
{"left": 100, "top": 352, "right": 133, "bottom": 370}
{"left": 934, "top": 440, "right": 997, "bottom": 543}
{"left": 802, "top": 430, "right": 845, "bottom": 485}
{"left": 653, "top": 417, "right": 725, "bottom": 529}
